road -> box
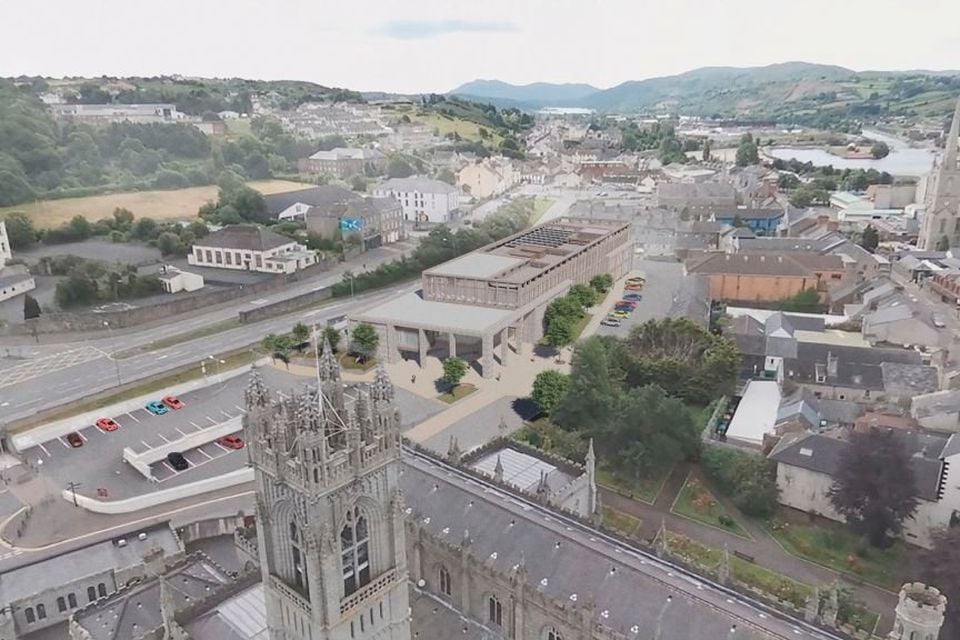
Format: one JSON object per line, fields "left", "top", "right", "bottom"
{"left": 0, "top": 279, "right": 420, "bottom": 424}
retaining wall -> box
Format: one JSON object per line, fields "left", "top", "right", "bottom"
{"left": 122, "top": 417, "right": 242, "bottom": 479}
{"left": 237, "top": 286, "right": 332, "bottom": 324}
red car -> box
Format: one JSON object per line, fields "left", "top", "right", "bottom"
{"left": 66, "top": 432, "right": 84, "bottom": 448}
{"left": 616, "top": 300, "right": 638, "bottom": 308}
{"left": 96, "top": 417, "right": 120, "bottom": 432}
{"left": 218, "top": 435, "right": 245, "bottom": 450}
{"left": 162, "top": 395, "right": 184, "bottom": 410}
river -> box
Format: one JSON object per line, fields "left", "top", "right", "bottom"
{"left": 766, "top": 129, "right": 936, "bottom": 177}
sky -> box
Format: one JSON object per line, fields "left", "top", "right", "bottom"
{"left": 3, "top": 0, "right": 959, "bottom": 94}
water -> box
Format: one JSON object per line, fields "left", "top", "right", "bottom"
{"left": 767, "top": 130, "right": 936, "bottom": 177}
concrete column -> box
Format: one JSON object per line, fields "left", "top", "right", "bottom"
{"left": 418, "top": 328, "right": 428, "bottom": 369}
{"left": 481, "top": 333, "right": 495, "bottom": 379}
{"left": 448, "top": 332, "right": 457, "bottom": 359}
{"left": 532, "top": 305, "right": 546, "bottom": 342}
{"left": 500, "top": 328, "right": 509, "bottom": 366}
{"left": 385, "top": 324, "right": 400, "bottom": 363}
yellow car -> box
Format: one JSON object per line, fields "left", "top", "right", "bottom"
{"left": 610, "top": 310, "right": 629, "bottom": 319}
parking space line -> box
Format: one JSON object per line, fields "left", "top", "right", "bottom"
{"left": 175, "top": 427, "right": 187, "bottom": 437}
{"left": 213, "top": 442, "right": 230, "bottom": 453}
{"left": 206, "top": 416, "right": 217, "bottom": 425}
{"left": 126, "top": 412, "right": 140, "bottom": 423}
{"left": 78, "top": 431, "right": 88, "bottom": 442}
{"left": 220, "top": 409, "right": 232, "bottom": 419}
{"left": 161, "top": 461, "right": 176, "bottom": 474}
{"left": 140, "top": 440, "right": 152, "bottom": 450}
{"left": 38, "top": 443, "right": 51, "bottom": 458}
{"left": 157, "top": 433, "right": 170, "bottom": 443}
{"left": 197, "top": 448, "right": 213, "bottom": 460}
{"left": 58, "top": 437, "right": 70, "bottom": 449}
{"left": 189, "top": 421, "right": 201, "bottom": 429}
{"left": 235, "top": 405, "right": 246, "bottom": 413}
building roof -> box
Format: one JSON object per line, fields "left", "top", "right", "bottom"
{"left": 196, "top": 226, "right": 295, "bottom": 252}
{"left": 726, "top": 379, "right": 782, "bottom": 445}
{"left": 307, "top": 147, "right": 385, "bottom": 161}
{"left": 0, "top": 270, "right": 34, "bottom": 289}
{"left": 355, "top": 291, "right": 514, "bottom": 334}
{"left": 912, "top": 389, "right": 960, "bottom": 419}
{"left": 656, "top": 182, "right": 736, "bottom": 201}
{"left": 377, "top": 177, "right": 458, "bottom": 194}
{"left": 881, "top": 362, "right": 940, "bottom": 396}
{"left": 185, "top": 583, "right": 268, "bottom": 640}
{"left": 262, "top": 185, "right": 359, "bottom": 216}
{"left": 0, "top": 524, "right": 181, "bottom": 605}
{"left": 426, "top": 253, "right": 527, "bottom": 279}
{"left": 402, "top": 456, "right": 780, "bottom": 640}
{"left": 469, "top": 446, "right": 577, "bottom": 494}
{"left": 712, "top": 208, "right": 784, "bottom": 220}
{"left": 687, "top": 252, "right": 838, "bottom": 277}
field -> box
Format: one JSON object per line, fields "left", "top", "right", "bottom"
{"left": 0, "top": 179, "right": 309, "bottom": 229}
{"left": 391, "top": 105, "right": 504, "bottom": 145}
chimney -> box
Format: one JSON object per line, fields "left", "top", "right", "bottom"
{"left": 827, "top": 351, "right": 838, "bottom": 379}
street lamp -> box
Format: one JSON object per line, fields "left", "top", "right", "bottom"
{"left": 343, "top": 271, "right": 356, "bottom": 298}
{"left": 203, "top": 355, "right": 226, "bottom": 384}
{"left": 103, "top": 321, "right": 122, "bottom": 387}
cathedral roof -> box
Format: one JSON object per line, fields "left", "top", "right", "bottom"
{"left": 402, "top": 453, "right": 818, "bottom": 640}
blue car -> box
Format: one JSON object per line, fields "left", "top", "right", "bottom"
{"left": 145, "top": 401, "right": 169, "bottom": 416}
{"left": 624, "top": 294, "right": 642, "bottom": 302}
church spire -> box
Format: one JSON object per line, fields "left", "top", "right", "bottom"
{"left": 945, "top": 94, "right": 960, "bottom": 170}
{"left": 316, "top": 330, "right": 341, "bottom": 383}
{"left": 245, "top": 368, "right": 270, "bottom": 408}
{"left": 371, "top": 362, "right": 394, "bottom": 402}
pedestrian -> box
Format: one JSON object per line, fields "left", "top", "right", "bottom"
{"left": 411, "top": 375, "right": 416, "bottom": 384}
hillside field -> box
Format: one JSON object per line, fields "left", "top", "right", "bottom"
{"left": 0, "top": 180, "right": 309, "bottom": 229}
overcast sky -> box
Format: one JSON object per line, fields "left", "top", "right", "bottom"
{"left": 3, "top": 0, "right": 959, "bottom": 93}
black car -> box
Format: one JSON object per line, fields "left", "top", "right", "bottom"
{"left": 167, "top": 452, "right": 189, "bottom": 471}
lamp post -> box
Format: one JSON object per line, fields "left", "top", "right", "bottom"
{"left": 103, "top": 321, "right": 122, "bottom": 386}
{"left": 204, "top": 355, "right": 226, "bottom": 384}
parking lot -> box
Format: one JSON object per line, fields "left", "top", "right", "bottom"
{"left": 21, "top": 365, "right": 445, "bottom": 500}
{"left": 596, "top": 259, "right": 703, "bottom": 338}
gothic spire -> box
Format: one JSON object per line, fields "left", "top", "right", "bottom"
{"left": 370, "top": 362, "right": 394, "bottom": 402}
{"left": 245, "top": 369, "right": 270, "bottom": 409}
{"left": 316, "top": 331, "right": 340, "bottom": 383}
{"left": 494, "top": 455, "right": 504, "bottom": 482}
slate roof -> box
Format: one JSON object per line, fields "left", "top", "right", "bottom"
{"left": 197, "top": 226, "right": 294, "bottom": 252}
{"left": 686, "top": 252, "right": 840, "bottom": 277}
{"left": 912, "top": 389, "right": 960, "bottom": 419}
{"left": 377, "top": 177, "right": 458, "bottom": 194}
{"left": 769, "top": 431, "right": 948, "bottom": 501}
{"left": 402, "top": 457, "right": 791, "bottom": 639}
{"left": 262, "top": 186, "right": 360, "bottom": 216}
{"left": 712, "top": 208, "right": 785, "bottom": 220}
{"left": 0, "top": 271, "right": 34, "bottom": 289}
{"left": 881, "top": 362, "right": 940, "bottom": 396}
{"left": 789, "top": 342, "right": 923, "bottom": 391}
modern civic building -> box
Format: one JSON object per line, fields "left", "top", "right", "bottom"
{"left": 352, "top": 217, "right": 632, "bottom": 377}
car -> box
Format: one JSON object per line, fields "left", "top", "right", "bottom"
{"left": 616, "top": 300, "right": 638, "bottom": 308}
{"left": 611, "top": 310, "right": 629, "bottom": 319}
{"left": 932, "top": 313, "right": 946, "bottom": 328}
{"left": 627, "top": 275, "right": 646, "bottom": 283}
{"left": 145, "top": 401, "right": 169, "bottom": 416}
{"left": 623, "top": 294, "right": 643, "bottom": 301}
{"left": 625, "top": 284, "right": 644, "bottom": 291}
{"left": 600, "top": 318, "right": 622, "bottom": 327}
{"left": 66, "top": 432, "right": 83, "bottom": 448}
{"left": 166, "top": 452, "right": 189, "bottom": 471}
{"left": 162, "top": 395, "right": 184, "bottom": 410}
{"left": 96, "top": 417, "right": 120, "bottom": 432}
{"left": 218, "top": 435, "right": 245, "bottom": 450}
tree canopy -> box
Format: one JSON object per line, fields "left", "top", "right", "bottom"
{"left": 351, "top": 323, "right": 380, "bottom": 362}
{"left": 531, "top": 370, "right": 570, "bottom": 416}
{"left": 441, "top": 356, "right": 468, "bottom": 387}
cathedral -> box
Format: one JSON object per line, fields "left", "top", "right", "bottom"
{"left": 917, "top": 96, "right": 960, "bottom": 250}
{"left": 243, "top": 340, "right": 945, "bottom": 640}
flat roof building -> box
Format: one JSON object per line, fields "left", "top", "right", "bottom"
{"left": 354, "top": 217, "right": 631, "bottom": 376}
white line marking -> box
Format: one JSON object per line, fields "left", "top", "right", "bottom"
{"left": 189, "top": 421, "right": 201, "bottom": 429}
{"left": 157, "top": 433, "right": 170, "bottom": 443}
{"left": 126, "top": 412, "right": 140, "bottom": 423}
{"left": 38, "top": 443, "right": 51, "bottom": 457}
{"left": 140, "top": 440, "right": 152, "bottom": 450}
{"left": 175, "top": 427, "right": 187, "bottom": 437}
{"left": 78, "top": 432, "right": 88, "bottom": 442}
{"left": 161, "top": 461, "right": 176, "bottom": 474}
{"left": 213, "top": 442, "right": 230, "bottom": 453}
{"left": 58, "top": 437, "right": 70, "bottom": 449}
{"left": 235, "top": 405, "right": 246, "bottom": 413}
{"left": 206, "top": 416, "right": 217, "bottom": 425}
{"left": 196, "top": 448, "right": 213, "bottom": 460}
{"left": 220, "top": 409, "right": 232, "bottom": 419}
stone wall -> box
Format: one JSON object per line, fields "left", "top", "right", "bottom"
{"left": 237, "top": 286, "right": 333, "bottom": 324}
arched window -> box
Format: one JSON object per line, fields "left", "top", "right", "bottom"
{"left": 290, "top": 520, "right": 309, "bottom": 596}
{"left": 97, "top": 583, "right": 107, "bottom": 598}
{"left": 25, "top": 607, "right": 35, "bottom": 624}
{"left": 36, "top": 604, "right": 46, "bottom": 620}
{"left": 545, "top": 629, "right": 563, "bottom": 640}
{"left": 438, "top": 566, "right": 451, "bottom": 597}
{"left": 57, "top": 597, "right": 66, "bottom": 612}
{"left": 67, "top": 593, "right": 77, "bottom": 608}
{"left": 87, "top": 586, "right": 96, "bottom": 602}
{"left": 488, "top": 595, "right": 502, "bottom": 626}
{"left": 341, "top": 507, "right": 370, "bottom": 596}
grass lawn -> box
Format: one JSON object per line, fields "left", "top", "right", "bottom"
{"left": 436, "top": 383, "right": 477, "bottom": 404}
{"left": 597, "top": 464, "right": 671, "bottom": 504}
{"left": 672, "top": 475, "right": 750, "bottom": 538}
{"left": 339, "top": 354, "right": 378, "bottom": 372}
{"left": 601, "top": 505, "right": 643, "bottom": 539}
{"left": 530, "top": 198, "right": 555, "bottom": 224}
{"left": 766, "top": 513, "right": 905, "bottom": 590}
{"left": 0, "top": 179, "right": 308, "bottom": 228}
{"left": 391, "top": 105, "right": 503, "bottom": 145}
{"left": 10, "top": 349, "right": 258, "bottom": 433}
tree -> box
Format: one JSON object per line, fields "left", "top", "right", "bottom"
{"left": 918, "top": 526, "right": 960, "bottom": 639}
{"left": 936, "top": 235, "right": 951, "bottom": 251}
{"left": 2, "top": 211, "right": 36, "bottom": 249}
{"left": 292, "top": 322, "right": 310, "bottom": 351}
{"left": 731, "top": 214, "right": 746, "bottom": 228}
{"left": 262, "top": 333, "right": 294, "bottom": 364}
{"left": 702, "top": 140, "right": 711, "bottom": 162}
{"left": 544, "top": 295, "right": 584, "bottom": 328}
{"left": 870, "top": 141, "right": 890, "bottom": 159}
{"left": 23, "top": 293, "right": 41, "bottom": 320}
{"left": 131, "top": 217, "right": 158, "bottom": 240}
{"left": 350, "top": 175, "right": 368, "bottom": 192}
{"left": 387, "top": 157, "right": 415, "bottom": 179}
{"left": 778, "top": 288, "right": 822, "bottom": 313}
{"left": 441, "top": 356, "right": 468, "bottom": 388}
{"left": 351, "top": 323, "right": 380, "bottom": 362}
{"left": 553, "top": 337, "right": 621, "bottom": 433}
{"left": 545, "top": 318, "right": 575, "bottom": 351}
{"left": 568, "top": 283, "right": 599, "bottom": 309}
{"left": 860, "top": 225, "right": 879, "bottom": 252}
{"left": 829, "top": 429, "right": 919, "bottom": 547}
{"left": 323, "top": 326, "right": 342, "bottom": 352}
{"left": 156, "top": 231, "right": 182, "bottom": 256}
{"left": 777, "top": 173, "right": 800, "bottom": 190}
{"left": 112, "top": 207, "right": 134, "bottom": 230}
{"left": 589, "top": 273, "right": 614, "bottom": 293}
{"left": 735, "top": 133, "right": 759, "bottom": 167}
{"left": 531, "top": 370, "right": 570, "bottom": 416}
{"left": 701, "top": 447, "right": 779, "bottom": 517}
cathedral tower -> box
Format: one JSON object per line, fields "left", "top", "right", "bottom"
{"left": 245, "top": 338, "right": 411, "bottom": 640}
{"left": 918, "top": 96, "right": 960, "bottom": 250}
{"left": 888, "top": 582, "right": 946, "bottom": 640}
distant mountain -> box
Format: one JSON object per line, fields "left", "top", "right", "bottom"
{"left": 449, "top": 79, "right": 600, "bottom": 108}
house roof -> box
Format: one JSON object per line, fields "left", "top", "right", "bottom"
{"left": 377, "top": 176, "right": 458, "bottom": 194}
{"left": 262, "top": 186, "right": 360, "bottom": 216}
{"left": 789, "top": 342, "right": 923, "bottom": 391}
{"left": 196, "top": 226, "right": 295, "bottom": 252}
{"left": 881, "top": 362, "right": 940, "bottom": 396}
{"left": 686, "top": 252, "right": 832, "bottom": 277}
{"left": 307, "top": 147, "right": 385, "bottom": 161}
{"left": 712, "top": 208, "right": 784, "bottom": 220}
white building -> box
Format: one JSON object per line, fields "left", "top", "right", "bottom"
{"left": 157, "top": 265, "right": 205, "bottom": 293}
{"left": 0, "top": 220, "right": 11, "bottom": 268}
{"left": 0, "top": 220, "right": 36, "bottom": 303}
{"left": 50, "top": 103, "right": 181, "bottom": 124}
{"left": 457, "top": 158, "right": 519, "bottom": 199}
{"left": 187, "top": 225, "right": 317, "bottom": 274}
{"left": 373, "top": 176, "right": 460, "bottom": 224}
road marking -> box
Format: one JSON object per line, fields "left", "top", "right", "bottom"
{"left": 37, "top": 443, "right": 51, "bottom": 458}
{"left": 161, "top": 461, "right": 176, "bottom": 474}
{"left": 78, "top": 431, "right": 89, "bottom": 442}
{"left": 126, "top": 412, "right": 140, "bottom": 423}
{"left": 206, "top": 416, "right": 217, "bottom": 425}
{"left": 235, "top": 405, "right": 246, "bottom": 413}
{"left": 213, "top": 442, "right": 230, "bottom": 453}
{"left": 157, "top": 433, "right": 170, "bottom": 443}
{"left": 175, "top": 428, "right": 187, "bottom": 437}
{"left": 220, "top": 409, "right": 232, "bottom": 419}
{"left": 196, "top": 448, "right": 213, "bottom": 461}
{"left": 189, "top": 421, "right": 201, "bottom": 429}
{"left": 57, "top": 437, "right": 70, "bottom": 449}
